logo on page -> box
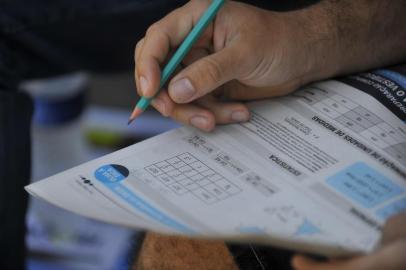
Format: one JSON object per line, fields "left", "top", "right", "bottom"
{"left": 95, "top": 164, "right": 129, "bottom": 183}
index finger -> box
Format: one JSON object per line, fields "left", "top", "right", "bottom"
{"left": 135, "top": 0, "right": 214, "bottom": 98}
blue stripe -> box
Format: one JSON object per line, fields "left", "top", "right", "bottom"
{"left": 375, "top": 69, "right": 406, "bottom": 89}
{"left": 103, "top": 181, "right": 194, "bottom": 234}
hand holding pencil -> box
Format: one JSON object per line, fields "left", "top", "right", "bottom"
{"left": 132, "top": 0, "right": 341, "bottom": 131}
{"left": 129, "top": 0, "right": 226, "bottom": 125}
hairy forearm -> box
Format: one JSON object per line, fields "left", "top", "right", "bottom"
{"left": 328, "top": 0, "right": 406, "bottom": 71}
{"left": 289, "top": 0, "right": 406, "bottom": 82}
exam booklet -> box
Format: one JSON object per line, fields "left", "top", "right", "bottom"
{"left": 26, "top": 66, "right": 406, "bottom": 257}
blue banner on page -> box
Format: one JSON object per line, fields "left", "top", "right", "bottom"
{"left": 327, "top": 162, "right": 404, "bottom": 208}
{"left": 95, "top": 165, "right": 194, "bottom": 234}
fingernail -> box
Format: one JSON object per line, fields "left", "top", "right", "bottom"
{"left": 231, "top": 111, "right": 249, "bottom": 122}
{"left": 190, "top": 116, "right": 208, "bottom": 130}
{"left": 151, "top": 98, "right": 166, "bottom": 116}
{"left": 170, "top": 78, "right": 195, "bottom": 102}
{"left": 139, "top": 76, "right": 148, "bottom": 96}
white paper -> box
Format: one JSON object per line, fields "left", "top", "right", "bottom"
{"left": 26, "top": 79, "right": 406, "bottom": 257}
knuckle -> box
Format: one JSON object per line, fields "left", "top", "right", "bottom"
{"left": 146, "top": 22, "right": 161, "bottom": 35}
{"left": 202, "top": 57, "right": 223, "bottom": 83}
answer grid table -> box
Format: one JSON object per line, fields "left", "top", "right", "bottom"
{"left": 296, "top": 87, "right": 406, "bottom": 162}
{"left": 144, "top": 152, "right": 241, "bottom": 204}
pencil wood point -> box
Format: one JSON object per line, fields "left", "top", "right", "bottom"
{"left": 128, "top": 107, "right": 143, "bottom": 125}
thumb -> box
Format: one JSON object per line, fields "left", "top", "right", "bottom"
{"left": 168, "top": 46, "right": 242, "bottom": 103}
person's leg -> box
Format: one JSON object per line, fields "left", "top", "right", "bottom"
{"left": 135, "top": 233, "right": 238, "bottom": 270}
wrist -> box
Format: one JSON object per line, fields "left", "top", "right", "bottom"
{"left": 288, "top": 0, "right": 406, "bottom": 83}
{"left": 281, "top": 2, "right": 343, "bottom": 85}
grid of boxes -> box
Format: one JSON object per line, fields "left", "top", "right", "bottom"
{"left": 300, "top": 87, "right": 406, "bottom": 162}
{"left": 144, "top": 152, "right": 241, "bottom": 204}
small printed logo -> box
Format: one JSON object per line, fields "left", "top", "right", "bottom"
{"left": 94, "top": 164, "right": 130, "bottom": 183}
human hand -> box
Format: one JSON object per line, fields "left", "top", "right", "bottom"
{"left": 292, "top": 213, "right": 406, "bottom": 270}
{"left": 134, "top": 0, "right": 337, "bottom": 131}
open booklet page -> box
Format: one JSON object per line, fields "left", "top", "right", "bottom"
{"left": 26, "top": 67, "right": 406, "bottom": 257}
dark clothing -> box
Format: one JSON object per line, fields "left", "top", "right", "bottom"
{"left": 0, "top": 91, "right": 32, "bottom": 270}
{"left": 1, "top": 1, "right": 186, "bottom": 269}
{"left": 0, "top": 0, "right": 318, "bottom": 269}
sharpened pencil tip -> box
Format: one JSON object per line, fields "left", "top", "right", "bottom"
{"left": 127, "top": 107, "right": 143, "bottom": 126}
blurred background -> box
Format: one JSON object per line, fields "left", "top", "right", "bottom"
{"left": 22, "top": 71, "right": 179, "bottom": 270}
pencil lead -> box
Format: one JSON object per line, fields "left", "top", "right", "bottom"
{"left": 127, "top": 107, "right": 143, "bottom": 126}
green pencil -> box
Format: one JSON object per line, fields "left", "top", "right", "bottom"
{"left": 128, "top": 0, "right": 226, "bottom": 124}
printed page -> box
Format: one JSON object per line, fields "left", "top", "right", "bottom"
{"left": 26, "top": 67, "right": 406, "bottom": 257}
